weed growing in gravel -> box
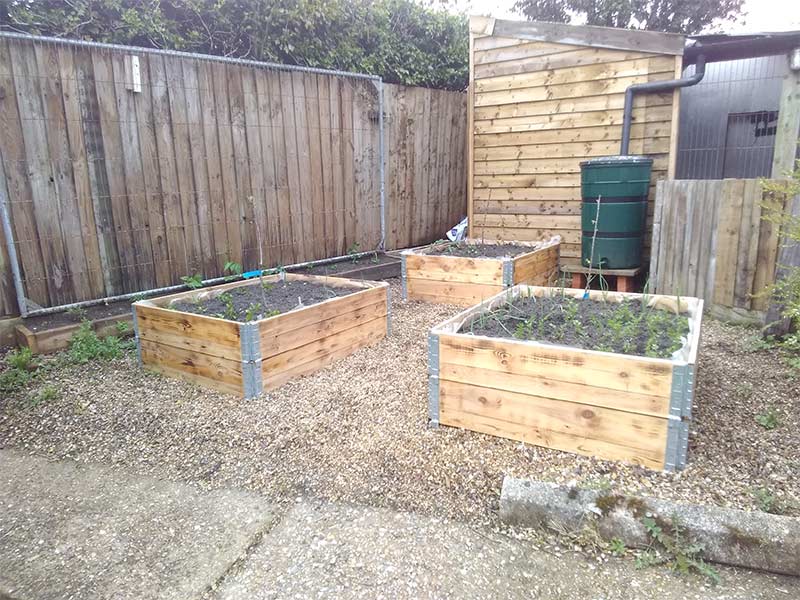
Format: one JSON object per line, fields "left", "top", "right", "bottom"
{"left": 33, "top": 384, "right": 59, "bottom": 405}
{"left": 115, "top": 321, "right": 133, "bottom": 336}
{"left": 0, "top": 348, "right": 39, "bottom": 393}
{"left": 636, "top": 515, "right": 719, "bottom": 585}
{"left": 67, "top": 322, "right": 126, "bottom": 364}
{"left": 753, "top": 488, "right": 782, "bottom": 514}
{"left": 608, "top": 538, "right": 627, "bottom": 556}
{"left": 755, "top": 407, "right": 780, "bottom": 430}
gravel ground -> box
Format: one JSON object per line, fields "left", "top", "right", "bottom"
{"left": 1, "top": 278, "right": 798, "bottom": 523}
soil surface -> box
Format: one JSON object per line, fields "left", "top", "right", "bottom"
{"left": 21, "top": 301, "right": 133, "bottom": 332}
{"left": 292, "top": 253, "right": 399, "bottom": 276}
{"left": 1, "top": 280, "right": 798, "bottom": 531}
{"left": 171, "top": 280, "right": 358, "bottom": 322}
{"left": 468, "top": 295, "right": 690, "bottom": 359}
{"left": 426, "top": 242, "right": 533, "bottom": 258}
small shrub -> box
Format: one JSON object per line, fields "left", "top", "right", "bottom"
{"left": 347, "top": 242, "right": 361, "bottom": 261}
{"left": 181, "top": 274, "right": 204, "bottom": 289}
{"left": 244, "top": 303, "right": 262, "bottom": 322}
{"left": 66, "top": 305, "right": 88, "bottom": 321}
{"left": 115, "top": 320, "right": 133, "bottom": 336}
{"left": 0, "top": 367, "right": 32, "bottom": 393}
{"left": 224, "top": 261, "right": 243, "bottom": 279}
{"left": 67, "top": 322, "right": 124, "bottom": 364}
{"left": 755, "top": 407, "right": 780, "bottom": 430}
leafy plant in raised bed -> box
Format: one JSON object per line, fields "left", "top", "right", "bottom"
{"left": 66, "top": 305, "right": 88, "bottom": 322}
{"left": 224, "top": 261, "right": 243, "bottom": 280}
{"left": 478, "top": 291, "right": 690, "bottom": 360}
{"left": 636, "top": 515, "right": 719, "bottom": 585}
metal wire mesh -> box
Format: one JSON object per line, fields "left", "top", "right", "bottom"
{"left": 675, "top": 54, "right": 788, "bottom": 179}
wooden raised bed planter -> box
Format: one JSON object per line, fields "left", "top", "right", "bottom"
{"left": 428, "top": 285, "right": 703, "bottom": 471}
{"left": 401, "top": 237, "right": 560, "bottom": 306}
{"left": 133, "top": 274, "right": 389, "bottom": 398}
{"left": 16, "top": 312, "right": 133, "bottom": 355}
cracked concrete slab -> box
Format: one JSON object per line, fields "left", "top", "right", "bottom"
{"left": 0, "top": 450, "right": 276, "bottom": 600}
{"left": 212, "top": 500, "right": 800, "bottom": 600}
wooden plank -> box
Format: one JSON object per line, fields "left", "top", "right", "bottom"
{"left": 771, "top": 69, "right": 800, "bottom": 178}
{"left": 267, "top": 70, "right": 294, "bottom": 266}
{"left": 439, "top": 402, "right": 665, "bottom": 469}
{"left": 211, "top": 60, "right": 242, "bottom": 267}
{"left": 734, "top": 180, "right": 763, "bottom": 309}
{"left": 512, "top": 245, "right": 559, "bottom": 284}
{"left": 439, "top": 378, "right": 668, "bottom": 454}
{"left": 406, "top": 278, "right": 504, "bottom": 306}
{"left": 132, "top": 51, "right": 172, "bottom": 287}
{"left": 197, "top": 59, "right": 229, "bottom": 275}
{"left": 317, "top": 75, "right": 335, "bottom": 258}
{"left": 135, "top": 303, "right": 242, "bottom": 356}
{"left": 474, "top": 155, "right": 668, "bottom": 175}
{"left": 474, "top": 123, "right": 665, "bottom": 147}
{"left": 474, "top": 138, "right": 669, "bottom": 161}
{"left": 338, "top": 79, "right": 357, "bottom": 252}
{"left": 474, "top": 105, "right": 674, "bottom": 134}
{"left": 752, "top": 188, "right": 783, "bottom": 311}
{"left": 164, "top": 57, "right": 203, "bottom": 277}
{"left": 304, "top": 73, "right": 326, "bottom": 259}
{"left": 480, "top": 91, "right": 662, "bottom": 122}
{"left": 227, "top": 64, "right": 256, "bottom": 270}
{"left": 254, "top": 67, "right": 281, "bottom": 268}
{"left": 110, "top": 52, "right": 157, "bottom": 291}
{"left": 0, "top": 42, "right": 48, "bottom": 306}
{"left": 473, "top": 40, "right": 575, "bottom": 66}
{"left": 33, "top": 43, "right": 92, "bottom": 302}
{"left": 263, "top": 316, "right": 386, "bottom": 391}
{"left": 182, "top": 58, "right": 216, "bottom": 276}
{"left": 283, "top": 70, "right": 309, "bottom": 262}
{"left": 9, "top": 41, "right": 72, "bottom": 305}
{"left": 475, "top": 56, "right": 675, "bottom": 93}
{"left": 713, "top": 179, "right": 745, "bottom": 307}
{"left": 405, "top": 254, "right": 504, "bottom": 285}
{"left": 140, "top": 338, "right": 244, "bottom": 396}
{"left": 241, "top": 65, "right": 268, "bottom": 267}
{"left": 150, "top": 54, "right": 190, "bottom": 279}
{"left": 475, "top": 71, "right": 676, "bottom": 108}
{"left": 438, "top": 332, "right": 672, "bottom": 398}
{"left": 328, "top": 77, "right": 347, "bottom": 255}
{"left": 489, "top": 18, "right": 684, "bottom": 56}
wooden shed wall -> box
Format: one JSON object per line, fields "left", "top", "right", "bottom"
{"left": 467, "top": 18, "right": 684, "bottom": 266}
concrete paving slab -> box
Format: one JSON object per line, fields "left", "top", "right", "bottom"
{"left": 213, "top": 501, "right": 800, "bottom": 600}
{"left": 0, "top": 450, "right": 276, "bottom": 600}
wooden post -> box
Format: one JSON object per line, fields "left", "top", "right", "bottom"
{"left": 765, "top": 62, "right": 800, "bottom": 336}
{"left": 771, "top": 65, "right": 800, "bottom": 179}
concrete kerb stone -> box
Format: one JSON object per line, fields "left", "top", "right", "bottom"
{"left": 499, "top": 476, "right": 800, "bottom": 577}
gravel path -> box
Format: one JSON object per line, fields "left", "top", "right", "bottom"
{"left": 1, "top": 279, "right": 798, "bottom": 523}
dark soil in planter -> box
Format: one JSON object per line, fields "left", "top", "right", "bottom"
{"left": 21, "top": 302, "right": 133, "bottom": 332}
{"left": 171, "top": 280, "right": 358, "bottom": 323}
{"left": 426, "top": 242, "right": 533, "bottom": 259}
{"left": 294, "top": 253, "right": 399, "bottom": 276}
{"left": 466, "top": 295, "right": 690, "bottom": 359}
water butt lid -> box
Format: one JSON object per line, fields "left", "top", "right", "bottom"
{"left": 580, "top": 155, "right": 654, "bottom": 168}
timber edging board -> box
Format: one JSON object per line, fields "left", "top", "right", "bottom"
{"left": 15, "top": 312, "right": 133, "bottom": 355}
{"left": 401, "top": 236, "right": 560, "bottom": 306}
{"left": 133, "top": 273, "right": 389, "bottom": 398}
{"left": 427, "top": 284, "right": 703, "bottom": 471}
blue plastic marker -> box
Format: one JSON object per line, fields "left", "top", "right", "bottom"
{"left": 242, "top": 270, "right": 262, "bottom": 279}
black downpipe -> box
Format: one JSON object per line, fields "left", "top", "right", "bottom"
{"left": 619, "top": 53, "right": 706, "bottom": 155}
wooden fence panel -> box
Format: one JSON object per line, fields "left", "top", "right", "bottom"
{"left": 651, "top": 179, "right": 791, "bottom": 320}
{"left": 0, "top": 36, "right": 466, "bottom": 316}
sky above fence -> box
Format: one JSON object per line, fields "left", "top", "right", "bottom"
{"left": 458, "top": 0, "right": 800, "bottom": 33}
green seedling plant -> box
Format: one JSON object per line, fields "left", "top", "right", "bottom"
{"left": 0, "top": 347, "right": 39, "bottom": 394}
{"left": 608, "top": 538, "right": 627, "bottom": 557}
{"left": 753, "top": 487, "right": 781, "bottom": 514}
{"left": 636, "top": 515, "right": 719, "bottom": 585}
{"left": 66, "top": 305, "right": 88, "bottom": 321}
{"left": 755, "top": 407, "right": 780, "bottom": 430}
{"left": 224, "top": 261, "right": 243, "bottom": 280}
{"left": 33, "top": 384, "right": 59, "bottom": 406}
{"left": 181, "top": 274, "right": 204, "bottom": 290}
{"left": 244, "top": 303, "right": 262, "bottom": 322}
{"left": 347, "top": 242, "right": 361, "bottom": 262}
{"left": 218, "top": 293, "right": 237, "bottom": 321}
{"left": 115, "top": 320, "right": 133, "bottom": 336}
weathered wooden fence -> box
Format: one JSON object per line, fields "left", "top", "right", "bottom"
{"left": 0, "top": 35, "right": 466, "bottom": 317}
{"left": 650, "top": 179, "right": 792, "bottom": 320}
